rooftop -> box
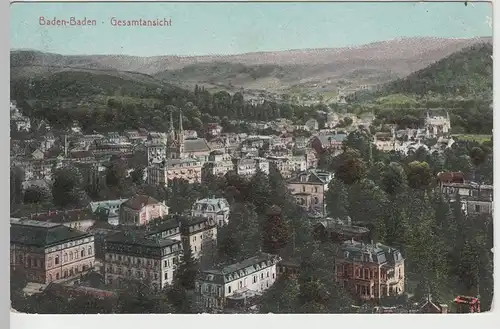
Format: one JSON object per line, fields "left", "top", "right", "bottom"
{"left": 106, "top": 231, "right": 180, "bottom": 248}
{"left": 338, "top": 239, "right": 404, "bottom": 265}
{"left": 11, "top": 219, "right": 92, "bottom": 248}
{"left": 122, "top": 195, "right": 160, "bottom": 210}
{"left": 199, "top": 253, "right": 282, "bottom": 284}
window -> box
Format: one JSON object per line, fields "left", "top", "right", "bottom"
{"left": 164, "top": 272, "right": 168, "bottom": 280}
{"left": 56, "top": 273, "right": 60, "bottom": 279}
{"left": 475, "top": 204, "right": 481, "bottom": 213}
{"left": 228, "top": 286, "right": 231, "bottom": 293}
{"left": 314, "top": 187, "right": 318, "bottom": 193}
{"left": 64, "top": 270, "right": 68, "bottom": 278}
{"left": 272, "top": 273, "right": 275, "bottom": 279}
{"left": 239, "top": 281, "right": 243, "bottom": 288}
{"left": 81, "top": 249, "right": 85, "bottom": 257}
{"left": 69, "top": 253, "right": 73, "bottom": 261}
{"left": 154, "top": 273, "right": 158, "bottom": 280}
{"left": 194, "top": 246, "right": 197, "bottom": 252}
{"left": 55, "top": 256, "right": 59, "bottom": 265}
{"left": 302, "top": 186, "right": 306, "bottom": 192}
{"left": 267, "top": 271, "right": 269, "bottom": 278}
{"left": 253, "top": 276, "right": 257, "bottom": 283}
{"left": 64, "top": 253, "right": 68, "bottom": 262}
{"left": 261, "top": 273, "right": 264, "bottom": 279}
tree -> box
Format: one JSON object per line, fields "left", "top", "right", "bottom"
{"left": 324, "top": 178, "right": 349, "bottom": 218}
{"left": 262, "top": 205, "right": 290, "bottom": 254}
{"left": 218, "top": 202, "right": 261, "bottom": 262}
{"left": 469, "top": 147, "right": 486, "bottom": 181}
{"left": 259, "top": 276, "right": 300, "bottom": 313}
{"left": 381, "top": 162, "right": 407, "bottom": 195}
{"left": 175, "top": 244, "right": 199, "bottom": 290}
{"left": 406, "top": 161, "right": 433, "bottom": 189}
{"left": 248, "top": 169, "right": 271, "bottom": 215}
{"left": 10, "top": 166, "right": 24, "bottom": 205}
{"left": 334, "top": 148, "right": 366, "bottom": 185}
{"left": 130, "top": 166, "right": 145, "bottom": 185}
{"left": 51, "top": 167, "right": 85, "bottom": 208}
{"left": 105, "top": 159, "right": 128, "bottom": 191}
{"left": 23, "top": 186, "right": 49, "bottom": 204}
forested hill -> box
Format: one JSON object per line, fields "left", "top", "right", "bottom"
{"left": 352, "top": 43, "right": 493, "bottom": 101}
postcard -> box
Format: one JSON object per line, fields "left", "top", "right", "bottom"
{"left": 9, "top": 0, "right": 493, "bottom": 315}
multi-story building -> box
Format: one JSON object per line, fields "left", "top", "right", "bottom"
{"left": 10, "top": 219, "right": 95, "bottom": 284}
{"left": 195, "top": 253, "right": 281, "bottom": 310}
{"left": 146, "top": 162, "right": 169, "bottom": 187}
{"left": 191, "top": 197, "right": 231, "bottom": 227}
{"left": 267, "top": 155, "right": 307, "bottom": 178}
{"left": 119, "top": 195, "right": 169, "bottom": 226}
{"left": 232, "top": 157, "right": 269, "bottom": 177}
{"left": 104, "top": 231, "right": 183, "bottom": 290}
{"left": 90, "top": 198, "right": 129, "bottom": 225}
{"left": 179, "top": 216, "right": 218, "bottom": 259}
{"left": 202, "top": 152, "right": 233, "bottom": 178}
{"left": 143, "top": 217, "right": 182, "bottom": 241}
{"left": 166, "top": 157, "right": 204, "bottom": 183}
{"left": 287, "top": 169, "right": 333, "bottom": 215}
{"left": 335, "top": 240, "right": 405, "bottom": 301}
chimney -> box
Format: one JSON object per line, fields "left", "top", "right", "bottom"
{"left": 440, "top": 304, "right": 448, "bottom": 314}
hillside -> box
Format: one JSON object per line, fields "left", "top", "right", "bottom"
{"left": 360, "top": 42, "right": 493, "bottom": 100}
{"left": 11, "top": 37, "right": 491, "bottom": 96}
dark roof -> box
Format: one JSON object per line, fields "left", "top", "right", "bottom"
{"left": 29, "top": 208, "right": 95, "bottom": 223}
{"left": 198, "top": 253, "right": 282, "bottom": 285}
{"left": 287, "top": 169, "right": 332, "bottom": 185}
{"left": 337, "top": 240, "right": 404, "bottom": 265}
{"left": 106, "top": 231, "right": 179, "bottom": 248}
{"left": 10, "top": 220, "right": 92, "bottom": 248}
{"left": 184, "top": 138, "right": 210, "bottom": 153}
{"left": 122, "top": 195, "right": 160, "bottom": 210}
{"left": 70, "top": 150, "right": 95, "bottom": 159}
{"left": 437, "top": 171, "right": 465, "bottom": 183}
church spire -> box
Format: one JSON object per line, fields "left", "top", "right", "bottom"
{"left": 169, "top": 111, "right": 174, "bottom": 132}
{"left": 179, "top": 110, "right": 183, "bottom": 132}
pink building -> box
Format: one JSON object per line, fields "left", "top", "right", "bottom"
{"left": 119, "top": 195, "right": 169, "bottom": 226}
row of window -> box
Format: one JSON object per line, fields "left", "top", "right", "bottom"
{"left": 48, "top": 262, "right": 93, "bottom": 282}
{"left": 107, "top": 267, "right": 169, "bottom": 280}
{"left": 48, "top": 247, "right": 93, "bottom": 267}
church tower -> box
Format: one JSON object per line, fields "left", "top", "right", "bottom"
{"left": 178, "top": 111, "right": 185, "bottom": 156}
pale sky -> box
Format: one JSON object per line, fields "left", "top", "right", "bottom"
{"left": 10, "top": 1, "right": 493, "bottom": 56}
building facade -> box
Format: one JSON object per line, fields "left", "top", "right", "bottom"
{"left": 10, "top": 219, "right": 95, "bottom": 284}
{"left": 287, "top": 169, "right": 333, "bottom": 215}
{"left": 180, "top": 216, "right": 218, "bottom": 260}
{"left": 104, "top": 232, "right": 183, "bottom": 290}
{"left": 195, "top": 253, "right": 281, "bottom": 311}
{"left": 119, "top": 195, "right": 169, "bottom": 226}
{"left": 191, "top": 198, "right": 231, "bottom": 227}
{"left": 335, "top": 240, "right": 405, "bottom": 301}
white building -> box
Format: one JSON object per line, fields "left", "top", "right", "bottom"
{"left": 104, "top": 232, "right": 183, "bottom": 290}
{"left": 195, "top": 253, "right": 282, "bottom": 311}
{"left": 191, "top": 198, "right": 231, "bottom": 227}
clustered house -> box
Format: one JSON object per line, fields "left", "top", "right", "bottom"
{"left": 104, "top": 231, "right": 183, "bottom": 291}
{"left": 335, "top": 239, "right": 405, "bottom": 301}
{"left": 10, "top": 219, "right": 95, "bottom": 284}
{"left": 195, "top": 253, "right": 282, "bottom": 311}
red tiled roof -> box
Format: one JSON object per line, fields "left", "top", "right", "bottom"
{"left": 122, "top": 195, "right": 160, "bottom": 210}
{"left": 437, "top": 171, "right": 465, "bottom": 183}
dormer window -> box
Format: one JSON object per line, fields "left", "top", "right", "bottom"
{"left": 300, "top": 175, "right": 307, "bottom": 182}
